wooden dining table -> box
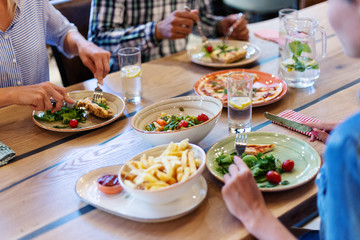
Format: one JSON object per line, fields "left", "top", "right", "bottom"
{"left": 1, "top": 2, "right": 359, "bottom": 239}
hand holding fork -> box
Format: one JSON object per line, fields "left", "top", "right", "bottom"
{"left": 184, "top": 6, "right": 212, "bottom": 50}
{"left": 93, "top": 80, "right": 103, "bottom": 103}
{"left": 234, "top": 132, "right": 247, "bottom": 156}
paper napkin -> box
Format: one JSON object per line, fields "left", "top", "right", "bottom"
{"left": 254, "top": 29, "right": 285, "bottom": 45}
{"left": 0, "top": 141, "right": 16, "bottom": 167}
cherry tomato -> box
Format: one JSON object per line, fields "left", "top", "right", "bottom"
{"left": 282, "top": 159, "right": 295, "bottom": 172}
{"left": 69, "top": 119, "right": 78, "bottom": 128}
{"left": 197, "top": 113, "right": 209, "bottom": 122}
{"left": 206, "top": 45, "right": 213, "bottom": 53}
{"left": 266, "top": 170, "right": 281, "bottom": 184}
{"left": 177, "top": 120, "right": 188, "bottom": 129}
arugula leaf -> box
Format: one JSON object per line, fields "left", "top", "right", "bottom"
{"left": 96, "top": 102, "right": 109, "bottom": 110}
{"left": 34, "top": 107, "right": 86, "bottom": 126}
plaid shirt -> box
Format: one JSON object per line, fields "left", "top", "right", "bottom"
{"left": 88, "top": 0, "right": 223, "bottom": 71}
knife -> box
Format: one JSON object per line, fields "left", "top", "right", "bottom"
{"left": 264, "top": 112, "right": 313, "bottom": 132}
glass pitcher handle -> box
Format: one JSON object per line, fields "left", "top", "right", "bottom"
{"left": 318, "top": 26, "right": 327, "bottom": 58}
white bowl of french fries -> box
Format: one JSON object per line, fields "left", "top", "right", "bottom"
{"left": 119, "top": 139, "right": 206, "bottom": 204}
{"left": 131, "top": 96, "right": 222, "bottom": 146}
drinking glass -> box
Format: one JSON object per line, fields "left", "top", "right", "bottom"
{"left": 227, "top": 72, "right": 254, "bottom": 134}
{"left": 118, "top": 47, "right": 142, "bottom": 103}
{"left": 279, "top": 8, "right": 298, "bottom": 55}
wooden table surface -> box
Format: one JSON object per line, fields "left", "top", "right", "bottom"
{"left": 1, "top": 2, "right": 360, "bottom": 239}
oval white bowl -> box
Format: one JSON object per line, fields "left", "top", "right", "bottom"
{"left": 131, "top": 96, "right": 223, "bottom": 146}
{"left": 119, "top": 143, "right": 206, "bottom": 204}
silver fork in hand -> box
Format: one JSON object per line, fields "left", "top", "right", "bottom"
{"left": 93, "top": 81, "right": 103, "bottom": 103}
{"left": 234, "top": 132, "right": 247, "bottom": 156}
{"left": 223, "top": 12, "right": 243, "bottom": 45}
{"left": 184, "top": 6, "right": 212, "bottom": 49}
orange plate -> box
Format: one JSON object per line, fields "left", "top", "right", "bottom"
{"left": 194, "top": 69, "right": 288, "bottom": 107}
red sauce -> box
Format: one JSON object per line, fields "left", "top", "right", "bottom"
{"left": 97, "top": 174, "right": 120, "bottom": 186}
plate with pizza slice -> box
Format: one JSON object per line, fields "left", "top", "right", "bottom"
{"left": 206, "top": 132, "right": 321, "bottom": 192}
{"left": 194, "top": 69, "right": 287, "bottom": 107}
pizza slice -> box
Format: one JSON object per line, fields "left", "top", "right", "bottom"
{"left": 244, "top": 144, "right": 276, "bottom": 155}
{"left": 252, "top": 83, "right": 283, "bottom": 105}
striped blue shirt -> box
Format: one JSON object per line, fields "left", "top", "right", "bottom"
{"left": 88, "top": 0, "right": 223, "bottom": 71}
{"left": 0, "top": 0, "right": 76, "bottom": 88}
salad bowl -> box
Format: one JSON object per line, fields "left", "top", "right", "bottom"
{"left": 131, "top": 96, "right": 222, "bottom": 146}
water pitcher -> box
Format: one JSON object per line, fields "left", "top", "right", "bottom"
{"left": 280, "top": 18, "right": 326, "bottom": 88}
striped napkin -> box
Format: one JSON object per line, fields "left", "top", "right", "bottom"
{"left": 272, "top": 109, "right": 321, "bottom": 139}
{"left": 0, "top": 141, "right": 16, "bottom": 167}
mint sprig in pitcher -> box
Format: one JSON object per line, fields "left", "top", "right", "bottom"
{"left": 280, "top": 18, "right": 327, "bottom": 88}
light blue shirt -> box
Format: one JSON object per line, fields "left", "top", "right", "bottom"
{"left": 0, "top": 0, "right": 76, "bottom": 87}
{"left": 316, "top": 110, "right": 360, "bottom": 239}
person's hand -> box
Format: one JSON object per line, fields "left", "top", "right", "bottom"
{"left": 156, "top": 9, "right": 199, "bottom": 40}
{"left": 301, "top": 121, "right": 339, "bottom": 142}
{"left": 77, "top": 41, "right": 111, "bottom": 85}
{"left": 222, "top": 156, "right": 267, "bottom": 225}
{"left": 217, "top": 14, "right": 249, "bottom": 41}
{"left": 8, "top": 82, "right": 75, "bottom": 112}
{"left": 222, "top": 156, "right": 296, "bottom": 240}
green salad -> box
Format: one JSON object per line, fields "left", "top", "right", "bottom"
{"left": 145, "top": 112, "right": 209, "bottom": 132}
{"left": 215, "top": 152, "right": 292, "bottom": 188}
{"left": 34, "top": 106, "right": 86, "bottom": 128}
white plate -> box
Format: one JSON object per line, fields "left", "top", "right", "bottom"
{"left": 187, "top": 40, "right": 261, "bottom": 68}
{"left": 32, "top": 90, "right": 125, "bottom": 132}
{"left": 75, "top": 165, "right": 208, "bottom": 222}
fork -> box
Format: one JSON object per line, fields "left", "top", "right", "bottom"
{"left": 93, "top": 81, "right": 103, "bottom": 103}
{"left": 234, "top": 132, "right": 247, "bottom": 156}
{"left": 184, "top": 6, "right": 212, "bottom": 49}
{"left": 223, "top": 12, "right": 243, "bottom": 46}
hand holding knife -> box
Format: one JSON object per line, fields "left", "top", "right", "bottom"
{"left": 264, "top": 112, "right": 329, "bottom": 142}
{"left": 264, "top": 112, "right": 313, "bottom": 132}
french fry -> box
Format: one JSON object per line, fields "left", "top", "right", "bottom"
{"left": 180, "top": 167, "right": 191, "bottom": 182}
{"left": 144, "top": 163, "right": 163, "bottom": 173}
{"left": 195, "top": 158, "right": 201, "bottom": 168}
{"left": 177, "top": 172, "right": 184, "bottom": 182}
{"left": 179, "top": 139, "right": 189, "bottom": 151}
{"left": 155, "top": 170, "right": 176, "bottom": 183}
{"left": 181, "top": 149, "right": 188, "bottom": 169}
{"left": 188, "top": 151, "right": 196, "bottom": 174}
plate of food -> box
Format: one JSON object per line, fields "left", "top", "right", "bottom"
{"left": 32, "top": 90, "right": 125, "bottom": 132}
{"left": 194, "top": 69, "right": 287, "bottom": 107}
{"left": 206, "top": 132, "right": 321, "bottom": 192}
{"left": 187, "top": 40, "right": 261, "bottom": 68}
{"left": 75, "top": 164, "right": 207, "bottom": 222}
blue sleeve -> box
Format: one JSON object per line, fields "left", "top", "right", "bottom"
{"left": 320, "top": 112, "right": 360, "bottom": 240}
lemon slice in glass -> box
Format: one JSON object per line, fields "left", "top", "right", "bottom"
{"left": 122, "top": 65, "right": 142, "bottom": 78}
{"left": 228, "top": 97, "right": 252, "bottom": 110}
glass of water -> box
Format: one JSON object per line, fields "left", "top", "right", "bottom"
{"left": 118, "top": 47, "right": 142, "bottom": 103}
{"left": 227, "top": 72, "right": 254, "bottom": 134}
{"left": 279, "top": 8, "right": 298, "bottom": 55}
